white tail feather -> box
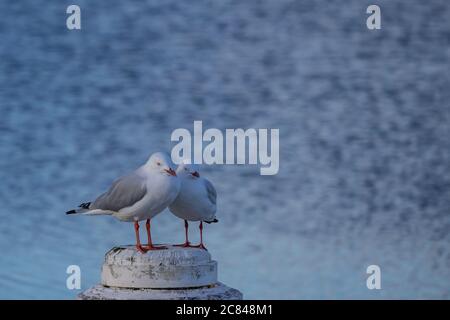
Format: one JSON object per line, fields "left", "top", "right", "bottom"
{"left": 80, "top": 209, "right": 114, "bottom": 216}
{"left": 66, "top": 208, "right": 114, "bottom": 216}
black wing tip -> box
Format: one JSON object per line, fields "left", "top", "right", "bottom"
{"left": 78, "top": 202, "right": 91, "bottom": 209}
{"left": 66, "top": 210, "right": 77, "bottom": 215}
{"left": 204, "top": 218, "right": 218, "bottom": 224}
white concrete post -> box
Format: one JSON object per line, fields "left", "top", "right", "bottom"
{"left": 78, "top": 245, "right": 243, "bottom": 300}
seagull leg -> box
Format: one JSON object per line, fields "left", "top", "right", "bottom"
{"left": 174, "top": 220, "right": 192, "bottom": 247}
{"left": 193, "top": 221, "right": 207, "bottom": 250}
{"left": 145, "top": 219, "right": 166, "bottom": 250}
{"left": 134, "top": 221, "right": 148, "bottom": 254}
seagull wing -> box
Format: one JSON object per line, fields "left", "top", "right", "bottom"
{"left": 91, "top": 173, "right": 147, "bottom": 212}
{"left": 204, "top": 178, "right": 217, "bottom": 206}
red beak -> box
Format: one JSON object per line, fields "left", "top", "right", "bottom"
{"left": 165, "top": 168, "right": 177, "bottom": 176}
{"left": 191, "top": 171, "right": 200, "bottom": 178}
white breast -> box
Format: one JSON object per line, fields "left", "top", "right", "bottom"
{"left": 169, "top": 177, "right": 216, "bottom": 221}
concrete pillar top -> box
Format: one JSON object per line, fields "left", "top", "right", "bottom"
{"left": 104, "top": 245, "right": 213, "bottom": 267}
{"left": 101, "top": 245, "right": 218, "bottom": 289}
{"left": 79, "top": 245, "right": 243, "bottom": 300}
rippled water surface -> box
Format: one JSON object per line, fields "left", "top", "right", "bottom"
{"left": 0, "top": 0, "right": 449, "bottom": 299}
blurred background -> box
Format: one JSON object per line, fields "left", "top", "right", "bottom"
{"left": 0, "top": 0, "right": 449, "bottom": 299}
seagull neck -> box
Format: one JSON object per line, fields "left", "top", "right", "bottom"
{"left": 137, "top": 165, "right": 152, "bottom": 176}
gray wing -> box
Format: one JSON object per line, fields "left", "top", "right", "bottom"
{"left": 91, "top": 173, "right": 147, "bottom": 212}
{"left": 204, "top": 179, "right": 217, "bottom": 205}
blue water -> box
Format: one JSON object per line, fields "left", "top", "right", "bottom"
{"left": 0, "top": 0, "right": 449, "bottom": 299}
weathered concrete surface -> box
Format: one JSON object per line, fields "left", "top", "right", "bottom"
{"left": 78, "top": 282, "right": 243, "bottom": 300}
{"left": 101, "top": 245, "right": 217, "bottom": 289}
{"left": 79, "top": 245, "right": 242, "bottom": 299}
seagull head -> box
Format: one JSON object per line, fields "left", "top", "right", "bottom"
{"left": 176, "top": 162, "right": 200, "bottom": 179}
{"left": 146, "top": 152, "right": 177, "bottom": 176}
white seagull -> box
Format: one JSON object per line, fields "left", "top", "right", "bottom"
{"left": 66, "top": 152, "right": 180, "bottom": 253}
{"left": 169, "top": 162, "right": 217, "bottom": 250}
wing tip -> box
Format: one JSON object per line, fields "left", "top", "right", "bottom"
{"left": 78, "top": 202, "right": 91, "bottom": 209}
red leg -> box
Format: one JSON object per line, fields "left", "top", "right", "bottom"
{"left": 134, "top": 221, "right": 147, "bottom": 253}
{"left": 174, "top": 220, "right": 193, "bottom": 247}
{"left": 193, "top": 221, "right": 207, "bottom": 250}
{"left": 145, "top": 219, "right": 166, "bottom": 250}
{"left": 146, "top": 219, "right": 153, "bottom": 246}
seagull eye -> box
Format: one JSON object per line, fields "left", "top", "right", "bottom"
{"left": 157, "top": 162, "right": 161, "bottom": 166}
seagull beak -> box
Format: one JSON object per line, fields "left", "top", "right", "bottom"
{"left": 165, "top": 168, "right": 177, "bottom": 176}
{"left": 191, "top": 171, "right": 200, "bottom": 178}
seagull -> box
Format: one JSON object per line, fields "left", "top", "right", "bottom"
{"left": 66, "top": 152, "right": 180, "bottom": 253}
{"left": 169, "top": 162, "right": 217, "bottom": 250}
